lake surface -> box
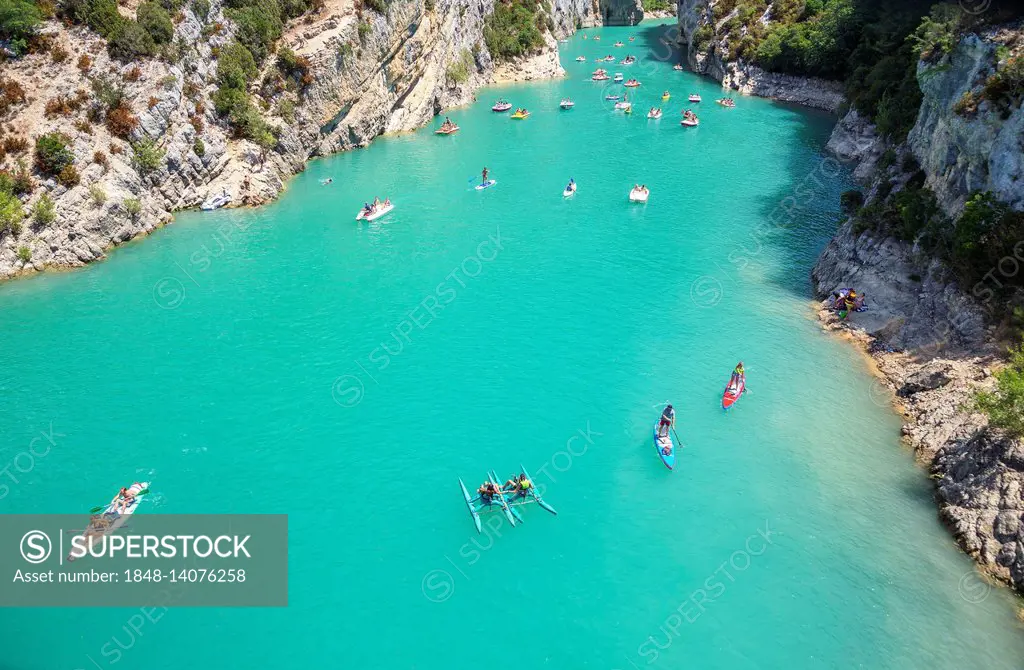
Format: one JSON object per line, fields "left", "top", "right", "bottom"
{"left": 1, "top": 21, "right": 1021, "bottom": 670}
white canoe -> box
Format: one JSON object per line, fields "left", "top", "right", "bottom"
{"left": 356, "top": 203, "right": 394, "bottom": 221}
{"left": 629, "top": 189, "right": 649, "bottom": 203}
{"left": 67, "top": 481, "right": 150, "bottom": 563}
{"left": 563, "top": 184, "right": 577, "bottom": 197}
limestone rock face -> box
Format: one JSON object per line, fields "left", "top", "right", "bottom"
{"left": 908, "top": 34, "right": 1024, "bottom": 216}
{"left": 599, "top": 0, "right": 643, "bottom": 26}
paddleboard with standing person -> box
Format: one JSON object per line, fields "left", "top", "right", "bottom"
{"left": 654, "top": 403, "right": 677, "bottom": 470}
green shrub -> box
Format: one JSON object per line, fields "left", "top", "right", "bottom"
{"left": 16, "top": 245, "right": 31, "bottom": 262}
{"left": 108, "top": 21, "right": 157, "bottom": 61}
{"left": 58, "top": 164, "right": 80, "bottom": 186}
{"left": 948, "top": 191, "right": 1024, "bottom": 293}
{"left": 63, "top": 0, "right": 125, "bottom": 38}
{"left": 357, "top": 20, "right": 370, "bottom": 39}
{"left": 91, "top": 76, "right": 126, "bottom": 111}
{"left": 975, "top": 343, "right": 1024, "bottom": 439}
{"left": 692, "top": 24, "right": 714, "bottom": 51}
{"left": 484, "top": 0, "right": 544, "bottom": 62}
{"left": 363, "top": 0, "right": 387, "bottom": 12}
{"left": 34, "top": 133, "right": 74, "bottom": 176}
{"left": 446, "top": 49, "right": 473, "bottom": 84}
{"left": 89, "top": 184, "right": 107, "bottom": 205}
{"left": 0, "top": 190, "right": 24, "bottom": 236}
{"left": 980, "top": 55, "right": 1024, "bottom": 119}
{"left": 32, "top": 193, "right": 56, "bottom": 226}
{"left": 839, "top": 189, "right": 863, "bottom": 214}
{"left": 227, "top": 0, "right": 283, "bottom": 62}
{"left": 193, "top": 137, "right": 205, "bottom": 156}
{"left": 138, "top": 1, "right": 174, "bottom": 44}
{"left": 909, "top": 3, "right": 962, "bottom": 63}
{"left": 192, "top": 0, "right": 210, "bottom": 20}
{"left": 217, "top": 41, "right": 259, "bottom": 88}
{"left": 123, "top": 196, "right": 142, "bottom": 217}
{"left": 131, "top": 138, "right": 166, "bottom": 173}
{"left": 0, "top": 0, "right": 43, "bottom": 54}
{"left": 275, "top": 98, "right": 295, "bottom": 122}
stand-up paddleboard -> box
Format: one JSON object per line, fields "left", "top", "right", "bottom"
{"left": 722, "top": 376, "right": 745, "bottom": 410}
{"left": 653, "top": 422, "right": 675, "bottom": 470}
{"left": 475, "top": 179, "right": 497, "bottom": 190}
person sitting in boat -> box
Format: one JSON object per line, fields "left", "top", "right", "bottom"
{"left": 516, "top": 474, "right": 532, "bottom": 495}
{"left": 383, "top": 198, "right": 391, "bottom": 207}
{"left": 566, "top": 178, "right": 575, "bottom": 191}
{"left": 112, "top": 486, "right": 135, "bottom": 513}
{"left": 658, "top": 404, "right": 675, "bottom": 438}
{"left": 730, "top": 362, "right": 745, "bottom": 388}
{"left": 478, "top": 481, "right": 497, "bottom": 503}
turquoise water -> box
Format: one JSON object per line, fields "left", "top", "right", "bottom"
{"left": 2, "top": 22, "right": 1023, "bottom": 669}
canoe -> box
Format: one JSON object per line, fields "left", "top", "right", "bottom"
{"left": 488, "top": 471, "right": 519, "bottom": 525}
{"left": 475, "top": 179, "right": 497, "bottom": 190}
{"left": 435, "top": 125, "right": 460, "bottom": 134}
{"left": 629, "top": 188, "right": 649, "bottom": 202}
{"left": 459, "top": 478, "right": 483, "bottom": 533}
{"left": 519, "top": 465, "right": 557, "bottom": 514}
{"left": 68, "top": 481, "right": 150, "bottom": 562}
{"left": 563, "top": 184, "right": 576, "bottom": 197}
{"left": 653, "top": 422, "right": 675, "bottom": 470}
{"left": 723, "top": 375, "right": 745, "bottom": 410}
{"left": 356, "top": 203, "right": 394, "bottom": 221}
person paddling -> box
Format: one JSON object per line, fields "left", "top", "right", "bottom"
{"left": 658, "top": 404, "right": 675, "bottom": 438}
{"left": 481, "top": 167, "right": 489, "bottom": 185}
{"left": 730, "top": 362, "right": 745, "bottom": 389}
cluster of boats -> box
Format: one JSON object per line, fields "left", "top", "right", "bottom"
{"left": 578, "top": 54, "right": 636, "bottom": 65}
{"left": 459, "top": 467, "right": 557, "bottom": 533}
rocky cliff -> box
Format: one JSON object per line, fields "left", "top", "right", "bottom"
{"left": 812, "top": 26, "right": 1024, "bottom": 593}
{"left": 0, "top": 0, "right": 594, "bottom": 278}
{"left": 674, "top": 0, "right": 844, "bottom": 112}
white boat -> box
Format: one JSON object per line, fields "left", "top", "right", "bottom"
{"left": 492, "top": 101, "right": 512, "bottom": 112}
{"left": 560, "top": 99, "right": 575, "bottom": 109}
{"left": 688, "top": 94, "right": 701, "bottom": 103}
{"left": 647, "top": 109, "right": 662, "bottom": 119}
{"left": 563, "top": 182, "right": 577, "bottom": 197}
{"left": 356, "top": 202, "right": 395, "bottom": 221}
{"left": 673, "top": 64, "right": 684, "bottom": 71}
{"left": 613, "top": 73, "right": 624, "bottom": 82}
{"left": 576, "top": 56, "right": 586, "bottom": 62}
{"left": 681, "top": 117, "right": 699, "bottom": 126}
{"left": 67, "top": 481, "right": 150, "bottom": 563}
{"left": 614, "top": 101, "right": 632, "bottom": 110}
{"left": 629, "top": 187, "right": 649, "bottom": 203}
{"left": 200, "top": 190, "right": 230, "bottom": 211}
{"left": 605, "top": 94, "right": 620, "bottom": 101}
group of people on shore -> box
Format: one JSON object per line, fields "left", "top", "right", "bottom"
{"left": 830, "top": 288, "right": 866, "bottom": 319}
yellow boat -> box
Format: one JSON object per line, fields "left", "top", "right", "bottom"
{"left": 511, "top": 110, "right": 530, "bottom": 119}
{"left": 662, "top": 93, "right": 670, "bottom": 101}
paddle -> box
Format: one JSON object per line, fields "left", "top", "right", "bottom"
{"left": 671, "top": 426, "right": 684, "bottom": 449}
{"left": 89, "top": 488, "right": 149, "bottom": 513}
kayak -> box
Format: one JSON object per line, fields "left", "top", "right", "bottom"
{"left": 563, "top": 183, "right": 576, "bottom": 197}
{"left": 488, "top": 471, "right": 519, "bottom": 525}
{"left": 653, "top": 423, "right": 675, "bottom": 470}
{"left": 435, "top": 125, "right": 459, "bottom": 135}
{"left": 459, "top": 478, "right": 483, "bottom": 533}
{"left": 723, "top": 375, "right": 745, "bottom": 410}
{"left": 518, "top": 464, "right": 557, "bottom": 514}
{"left": 475, "top": 179, "right": 497, "bottom": 190}
{"left": 68, "top": 481, "right": 150, "bottom": 562}
{"left": 356, "top": 202, "right": 394, "bottom": 221}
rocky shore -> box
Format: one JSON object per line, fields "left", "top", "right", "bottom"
{"left": 812, "top": 26, "right": 1024, "bottom": 594}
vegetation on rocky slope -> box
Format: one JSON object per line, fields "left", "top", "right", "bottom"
{"left": 484, "top": 0, "right": 552, "bottom": 61}
{"left": 975, "top": 342, "right": 1024, "bottom": 438}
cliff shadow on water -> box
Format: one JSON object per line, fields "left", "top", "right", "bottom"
{"left": 749, "top": 103, "right": 851, "bottom": 298}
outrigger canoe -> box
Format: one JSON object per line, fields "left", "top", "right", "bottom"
{"left": 514, "top": 465, "right": 557, "bottom": 514}
{"left": 490, "top": 471, "right": 523, "bottom": 524}
{"left": 458, "top": 468, "right": 557, "bottom": 533}
{"left": 653, "top": 423, "right": 675, "bottom": 470}
{"left": 68, "top": 481, "right": 150, "bottom": 562}
{"left": 723, "top": 375, "right": 745, "bottom": 410}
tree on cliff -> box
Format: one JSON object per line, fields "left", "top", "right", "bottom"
{"left": 0, "top": 0, "right": 43, "bottom": 55}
